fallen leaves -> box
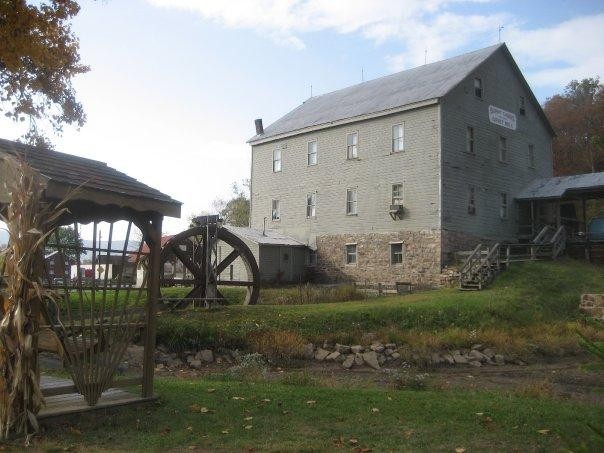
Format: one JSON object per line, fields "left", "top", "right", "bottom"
{"left": 306, "top": 400, "right": 316, "bottom": 405}
{"left": 188, "top": 404, "right": 213, "bottom": 414}
{"left": 455, "top": 448, "right": 466, "bottom": 453}
{"left": 232, "top": 396, "right": 245, "bottom": 401}
{"left": 537, "top": 429, "right": 550, "bottom": 435}
{"left": 371, "top": 408, "right": 380, "bottom": 413}
{"left": 244, "top": 425, "right": 253, "bottom": 430}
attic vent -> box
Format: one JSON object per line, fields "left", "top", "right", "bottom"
{"left": 255, "top": 118, "right": 264, "bottom": 135}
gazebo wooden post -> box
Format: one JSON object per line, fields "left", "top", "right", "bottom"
{"left": 142, "top": 214, "right": 163, "bottom": 398}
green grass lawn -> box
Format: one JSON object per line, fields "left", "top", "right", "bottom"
{"left": 33, "top": 377, "right": 604, "bottom": 452}
{"left": 156, "top": 260, "right": 604, "bottom": 354}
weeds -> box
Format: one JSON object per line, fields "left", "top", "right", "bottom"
{"left": 226, "top": 353, "right": 267, "bottom": 381}
{"left": 261, "top": 284, "right": 366, "bottom": 305}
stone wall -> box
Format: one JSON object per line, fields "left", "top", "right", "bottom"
{"left": 315, "top": 230, "right": 441, "bottom": 287}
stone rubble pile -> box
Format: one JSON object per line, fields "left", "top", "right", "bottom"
{"left": 123, "top": 341, "right": 516, "bottom": 372}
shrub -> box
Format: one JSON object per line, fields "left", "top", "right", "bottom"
{"left": 260, "top": 284, "right": 366, "bottom": 305}
{"left": 246, "top": 330, "right": 307, "bottom": 363}
{"left": 227, "top": 353, "right": 267, "bottom": 381}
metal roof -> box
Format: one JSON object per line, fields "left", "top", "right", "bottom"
{"left": 0, "top": 138, "right": 181, "bottom": 217}
{"left": 250, "top": 44, "right": 503, "bottom": 144}
{"left": 516, "top": 172, "right": 604, "bottom": 200}
{"left": 225, "top": 226, "right": 307, "bottom": 247}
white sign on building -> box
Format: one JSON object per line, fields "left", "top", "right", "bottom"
{"left": 488, "top": 105, "right": 517, "bottom": 130}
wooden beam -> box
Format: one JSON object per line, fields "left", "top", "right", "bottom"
{"left": 142, "top": 214, "right": 162, "bottom": 398}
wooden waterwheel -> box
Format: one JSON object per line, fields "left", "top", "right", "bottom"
{"left": 159, "top": 216, "right": 260, "bottom": 308}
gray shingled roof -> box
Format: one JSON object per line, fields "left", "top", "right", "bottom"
{"left": 250, "top": 44, "right": 503, "bottom": 143}
{"left": 516, "top": 172, "right": 604, "bottom": 200}
{"left": 225, "top": 226, "right": 307, "bottom": 247}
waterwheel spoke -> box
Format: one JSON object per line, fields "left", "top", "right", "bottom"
{"left": 171, "top": 243, "right": 203, "bottom": 279}
{"left": 215, "top": 249, "right": 240, "bottom": 276}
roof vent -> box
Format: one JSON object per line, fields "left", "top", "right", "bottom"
{"left": 254, "top": 118, "right": 264, "bottom": 135}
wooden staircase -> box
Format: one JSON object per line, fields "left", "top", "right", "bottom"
{"left": 459, "top": 225, "right": 566, "bottom": 291}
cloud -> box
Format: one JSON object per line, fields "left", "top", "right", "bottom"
{"left": 149, "top": 1, "right": 604, "bottom": 89}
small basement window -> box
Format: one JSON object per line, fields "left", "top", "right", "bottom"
{"left": 390, "top": 243, "right": 404, "bottom": 265}
{"left": 474, "top": 77, "right": 483, "bottom": 98}
{"left": 466, "top": 126, "right": 475, "bottom": 154}
{"left": 345, "top": 243, "right": 357, "bottom": 265}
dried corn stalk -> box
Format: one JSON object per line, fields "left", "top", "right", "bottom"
{"left": 0, "top": 156, "right": 69, "bottom": 439}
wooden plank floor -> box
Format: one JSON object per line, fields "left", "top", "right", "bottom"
{"left": 39, "top": 375, "right": 155, "bottom": 419}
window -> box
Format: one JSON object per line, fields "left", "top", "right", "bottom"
{"left": 474, "top": 77, "right": 483, "bottom": 98}
{"left": 346, "top": 188, "right": 358, "bottom": 215}
{"left": 392, "top": 184, "right": 404, "bottom": 205}
{"left": 500, "top": 192, "right": 508, "bottom": 219}
{"left": 466, "top": 126, "right": 475, "bottom": 154}
{"left": 390, "top": 243, "right": 404, "bottom": 265}
{"left": 499, "top": 136, "right": 507, "bottom": 162}
{"left": 528, "top": 144, "right": 535, "bottom": 168}
{"left": 273, "top": 148, "right": 282, "bottom": 172}
{"left": 346, "top": 132, "right": 358, "bottom": 159}
{"left": 307, "top": 140, "right": 317, "bottom": 166}
{"left": 345, "top": 244, "right": 357, "bottom": 265}
{"left": 271, "top": 199, "right": 280, "bottom": 221}
{"left": 308, "top": 249, "right": 317, "bottom": 267}
{"left": 519, "top": 96, "right": 526, "bottom": 116}
{"left": 306, "top": 192, "right": 316, "bottom": 218}
{"left": 392, "top": 124, "right": 404, "bottom": 152}
{"left": 468, "top": 185, "right": 476, "bottom": 215}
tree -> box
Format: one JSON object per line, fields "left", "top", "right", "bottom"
{"left": 45, "top": 225, "right": 83, "bottom": 260}
{"left": 0, "top": 0, "right": 89, "bottom": 147}
{"left": 543, "top": 78, "right": 604, "bottom": 175}
{"left": 191, "top": 180, "right": 251, "bottom": 227}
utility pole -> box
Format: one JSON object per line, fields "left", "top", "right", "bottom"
{"left": 499, "top": 25, "right": 504, "bottom": 43}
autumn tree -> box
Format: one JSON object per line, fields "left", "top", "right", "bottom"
{"left": 544, "top": 78, "right": 604, "bottom": 175}
{"left": 0, "top": 0, "right": 89, "bottom": 147}
{"left": 191, "top": 180, "right": 251, "bottom": 227}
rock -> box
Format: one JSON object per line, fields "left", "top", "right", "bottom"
{"left": 482, "top": 348, "right": 495, "bottom": 359}
{"left": 390, "top": 352, "right": 401, "bottom": 360}
{"left": 471, "top": 344, "right": 484, "bottom": 351}
{"left": 186, "top": 355, "right": 195, "bottom": 364}
{"left": 189, "top": 359, "right": 202, "bottom": 369}
{"left": 303, "top": 343, "right": 315, "bottom": 360}
{"left": 384, "top": 348, "right": 394, "bottom": 356}
{"left": 468, "top": 360, "right": 482, "bottom": 367}
{"left": 431, "top": 353, "right": 443, "bottom": 365}
{"left": 323, "top": 340, "right": 335, "bottom": 350}
{"left": 494, "top": 354, "right": 505, "bottom": 365}
{"left": 126, "top": 345, "right": 145, "bottom": 365}
{"left": 155, "top": 363, "right": 165, "bottom": 371}
{"left": 326, "top": 351, "right": 341, "bottom": 361}
{"left": 362, "top": 351, "right": 381, "bottom": 370}
{"left": 351, "top": 345, "right": 364, "bottom": 354}
{"left": 230, "top": 349, "right": 242, "bottom": 362}
{"left": 167, "top": 358, "right": 183, "bottom": 368}
{"left": 452, "top": 353, "right": 468, "bottom": 364}
{"left": 216, "top": 357, "right": 223, "bottom": 364}
{"left": 443, "top": 354, "right": 455, "bottom": 365}
{"left": 335, "top": 344, "right": 351, "bottom": 354}
{"left": 378, "top": 354, "right": 387, "bottom": 365}
{"left": 314, "top": 348, "right": 330, "bottom": 361}
{"left": 197, "top": 349, "right": 214, "bottom": 363}
{"left": 468, "top": 350, "right": 486, "bottom": 362}
{"left": 222, "top": 354, "right": 234, "bottom": 364}
{"left": 354, "top": 353, "right": 364, "bottom": 366}
{"left": 361, "top": 332, "right": 377, "bottom": 344}
{"left": 385, "top": 343, "right": 397, "bottom": 349}
{"left": 370, "top": 343, "right": 385, "bottom": 353}
{"left": 342, "top": 354, "right": 355, "bottom": 369}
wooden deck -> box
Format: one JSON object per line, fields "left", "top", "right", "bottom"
{"left": 39, "top": 375, "right": 156, "bottom": 420}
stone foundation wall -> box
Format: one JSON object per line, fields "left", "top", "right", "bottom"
{"left": 315, "top": 230, "right": 442, "bottom": 287}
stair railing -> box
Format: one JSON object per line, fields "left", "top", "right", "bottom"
{"left": 550, "top": 226, "right": 566, "bottom": 259}
{"left": 459, "top": 243, "right": 483, "bottom": 288}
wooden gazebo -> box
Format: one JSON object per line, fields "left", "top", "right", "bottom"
{"left": 0, "top": 138, "right": 181, "bottom": 419}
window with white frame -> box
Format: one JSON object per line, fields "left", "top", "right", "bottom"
{"left": 474, "top": 77, "right": 483, "bottom": 98}
{"left": 392, "top": 184, "right": 403, "bottom": 205}
{"left": 499, "top": 136, "right": 507, "bottom": 162}
{"left": 307, "top": 140, "right": 317, "bottom": 166}
{"left": 392, "top": 123, "right": 404, "bottom": 152}
{"left": 346, "top": 132, "right": 358, "bottom": 159}
{"left": 528, "top": 144, "right": 535, "bottom": 168}
{"left": 273, "top": 148, "right": 282, "bottom": 172}
{"left": 500, "top": 192, "right": 508, "bottom": 219}
{"left": 390, "top": 242, "right": 404, "bottom": 265}
{"left": 345, "top": 243, "right": 357, "bottom": 265}
{"left": 519, "top": 96, "right": 526, "bottom": 116}
{"left": 271, "top": 199, "right": 280, "bottom": 221}
{"left": 346, "top": 188, "right": 358, "bottom": 215}
{"left": 468, "top": 185, "right": 476, "bottom": 215}
{"left": 466, "top": 126, "right": 475, "bottom": 154}
{"left": 306, "top": 192, "right": 316, "bottom": 218}
{"left": 308, "top": 249, "right": 317, "bottom": 267}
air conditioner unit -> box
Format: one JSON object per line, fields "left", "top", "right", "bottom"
{"left": 389, "top": 204, "right": 404, "bottom": 220}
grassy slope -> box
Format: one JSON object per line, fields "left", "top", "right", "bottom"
{"left": 35, "top": 378, "right": 604, "bottom": 452}
{"left": 157, "top": 260, "right": 604, "bottom": 351}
